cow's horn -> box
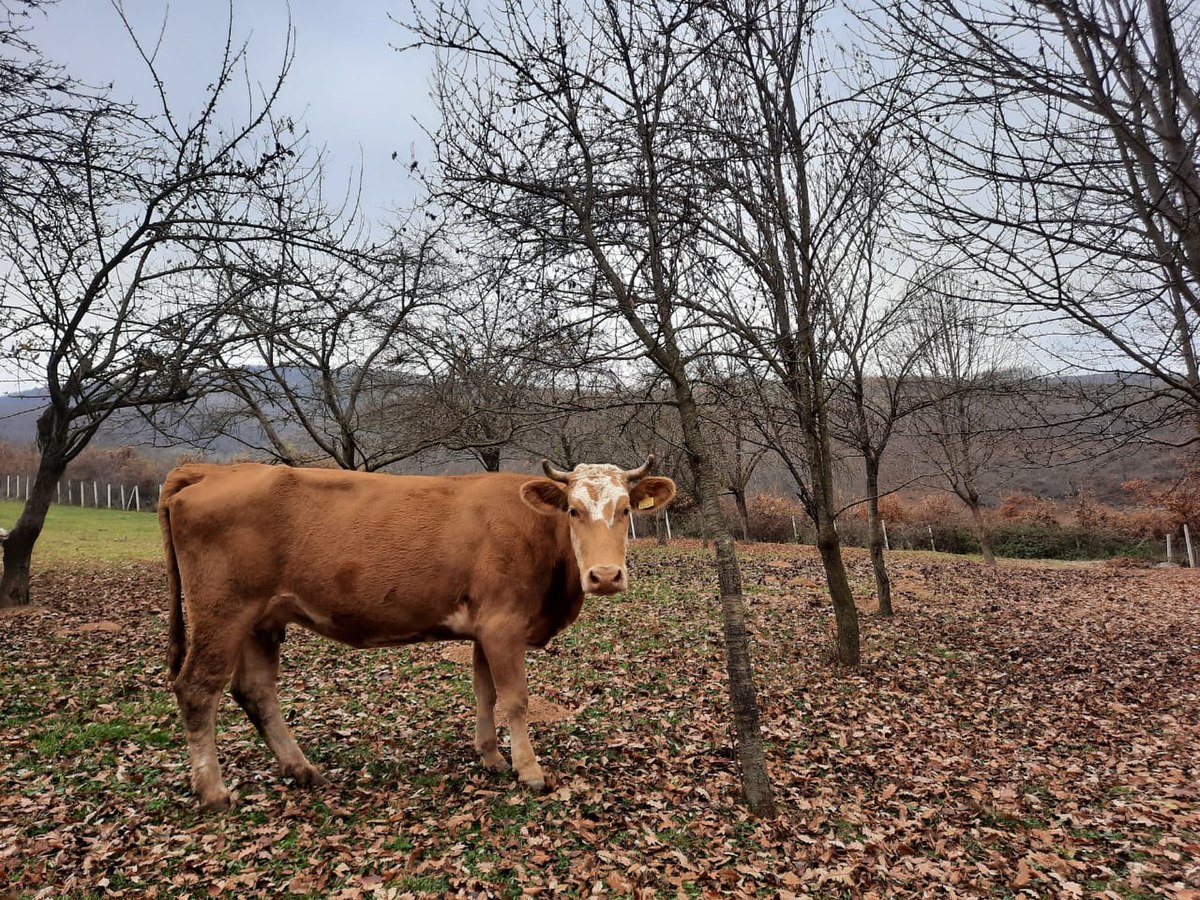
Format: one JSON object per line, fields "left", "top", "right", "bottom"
{"left": 542, "top": 459, "right": 572, "bottom": 482}
{"left": 624, "top": 454, "right": 655, "bottom": 481}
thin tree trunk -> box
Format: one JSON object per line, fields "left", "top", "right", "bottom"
{"left": 966, "top": 496, "right": 996, "bottom": 566}
{"left": 804, "top": 418, "right": 862, "bottom": 665}
{"left": 477, "top": 447, "right": 502, "bottom": 472}
{"left": 733, "top": 488, "right": 750, "bottom": 542}
{"left": 676, "top": 387, "right": 776, "bottom": 818}
{"left": 0, "top": 455, "right": 65, "bottom": 607}
{"left": 864, "top": 457, "right": 893, "bottom": 617}
{"left": 814, "top": 514, "right": 861, "bottom": 665}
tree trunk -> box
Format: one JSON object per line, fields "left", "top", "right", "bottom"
{"left": 477, "top": 447, "right": 502, "bottom": 472}
{"left": 814, "top": 514, "right": 861, "bottom": 665}
{"left": 966, "top": 497, "right": 996, "bottom": 566}
{"left": 804, "top": 417, "right": 862, "bottom": 665}
{"left": 733, "top": 487, "right": 750, "bottom": 542}
{"left": 676, "top": 387, "right": 776, "bottom": 818}
{"left": 864, "top": 457, "right": 893, "bottom": 617}
{"left": 0, "top": 454, "right": 66, "bottom": 607}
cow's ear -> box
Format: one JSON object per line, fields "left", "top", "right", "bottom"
{"left": 521, "top": 479, "right": 569, "bottom": 515}
{"left": 628, "top": 476, "right": 676, "bottom": 513}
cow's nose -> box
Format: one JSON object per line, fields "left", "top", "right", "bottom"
{"left": 586, "top": 565, "right": 626, "bottom": 595}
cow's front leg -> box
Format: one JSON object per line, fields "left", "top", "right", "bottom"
{"left": 472, "top": 642, "right": 508, "bottom": 771}
{"left": 479, "top": 633, "right": 545, "bottom": 791}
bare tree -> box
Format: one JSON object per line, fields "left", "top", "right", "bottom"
{"left": 192, "top": 213, "right": 451, "bottom": 471}
{"left": 703, "top": 375, "right": 768, "bottom": 542}
{"left": 827, "top": 289, "right": 932, "bottom": 616}
{"left": 881, "top": 0, "right": 1200, "bottom": 439}
{"left": 0, "top": 8, "right": 331, "bottom": 606}
{"left": 677, "top": 0, "right": 929, "bottom": 663}
{"left": 406, "top": 0, "right": 778, "bottom": 816}
{"left": 907, "top": 276, "right": 1028, "bottom": 566}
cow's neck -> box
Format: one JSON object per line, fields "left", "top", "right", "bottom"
{"left": 527, "top": 522, "right": 585, "bottom": 649}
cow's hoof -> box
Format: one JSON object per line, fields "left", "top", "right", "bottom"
{"left": 481, "top": 753, "right": 510, "bottom": 772}
{"left": 285, "top": 764, "right": 329, "bottom": 789}
{"left": 519, "top": 772, "right": 553, "bottom": 793}
{"left": 199, "top": 788, "right": 236, "bottom": 813}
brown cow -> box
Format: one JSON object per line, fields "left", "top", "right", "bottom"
{"left": 159, "top": 457, "right": 675, "bottom": 810}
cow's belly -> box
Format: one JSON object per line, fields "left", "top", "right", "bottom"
{"left": 256, "top": 587, "right": 474, "bottom": 650}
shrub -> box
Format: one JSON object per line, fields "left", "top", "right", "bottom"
{"left": 747, "top": 491, "right": 807, "bottom": 543}
{"left": 876, "top": 494, "right": 907, "bottom": 524}
{"left": 996, "top": 492, "right": 1058, "bottom": 525}
{"left": 990, "top": 524, "right": 1156, "bottom": 561}
{"left": 1123, "top": 469, "right": 1200, "bottom": 531}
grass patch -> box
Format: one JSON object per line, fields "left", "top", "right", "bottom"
{"left": 0, "top": 499, "right": 161, "bottom": 565}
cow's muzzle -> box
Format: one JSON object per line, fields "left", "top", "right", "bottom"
{"left": 585, "top": 565, "right": 626, "bottom": 595}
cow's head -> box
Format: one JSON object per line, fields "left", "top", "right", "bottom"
{"left": 521, "top": 455, "right": 676, "bottom": 595}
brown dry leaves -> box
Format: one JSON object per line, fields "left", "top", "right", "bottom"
{"left": 1, "top": 547, "right": 1198, "bottom": 898}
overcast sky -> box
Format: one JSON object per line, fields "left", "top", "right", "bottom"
{"left": 31, "top": 0, "right": 438, "bottom": 216}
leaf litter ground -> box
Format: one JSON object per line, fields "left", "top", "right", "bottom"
{"left": 1, "top": 543, "right": 1197, "bottom": 898}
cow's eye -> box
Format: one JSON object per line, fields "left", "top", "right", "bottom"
{"left": 568, "top": 508, "right": 580, "bottom": 518}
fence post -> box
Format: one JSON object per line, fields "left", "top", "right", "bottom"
{"left": 1185, "top": 524, "right": 1196, "bottom": 568}
{"left": 791, "top": 516, "right": 799, "bottom": 541}
{"left": 120, "top": 484, "right": 126, "bottom": 510}
{"left": 25, "top": 476, "right": 29, "bottom": 500}
{"left": 132, "top": 485, "right": 140, "bottom": 512}
{"left": 79, "top": 481, "right": 84, "bottom": 507}
{"left": 664, "top": 509, "right": 672, "bottom": 541}
{"left": 927, "top": 524, "right": 936, "bottom": 552}
{"left": 882, "top": 519, "right": 890, "bottom": 551}
{"left": 94, "top": 481, "right": 99, "bottom": 508}
{"left": 1167, "top": 534, "right": 1174, "bottom": 563}
{"left": 107, "top": 484, "right": 112, "bottom": 509}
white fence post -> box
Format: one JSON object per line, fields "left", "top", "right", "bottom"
{"left": 1185, "top": 524, "right": 1196, "bottom": 568}
{"left": 791, "top": 516, "right": 799, "bottom": 541}
{"left": 1167, "top": 534, "right": 1174, "bottom": 562}
{"left": 93, "top": 481, "right": 99, "bottom": 508}
{"left": 882, "top": 519, "right": 890, "bottom": 551}
{"left": 57, "top": 482, "right": 62, "bottom": 503}
{"left": 664, "top": 509, "right": 672, "bottom": 541}
{"left": 132, "top": 485, "right": 140, "bottom": 512}
{"left": 107, "top": 484, "right": 112, "bottom": 509}
{"left": 120, "top": 484, "right": 126, "bottom": 510}
{"left": 79, "top": 481, "right": 84, "bottom": 507}
{"left": 928, "top": 524, "right": 936, "bottom": 552}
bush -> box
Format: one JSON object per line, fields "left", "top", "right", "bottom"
{"left": 996, "top": 492, "right": 1058, "bottom": 525}
{"left": 747, "top": 492, "right": 807, "bottom": 543}
{"left": 990, "top": 524, "right": 1156, "bottom": 561}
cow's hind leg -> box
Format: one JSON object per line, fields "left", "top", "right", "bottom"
{"left": 472, "top": 642, "right": 508, "bottom": 772}
{"left": 231, "top": 628, "right": 327, "bottom": 789}
{"left": 173, "top": 632, "right": 241, "bottom": 812}
{"left": 479, "top": 632, "right": 546, "bottom": 791}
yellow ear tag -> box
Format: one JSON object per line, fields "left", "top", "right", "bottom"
{"left": 637, "top": 496, "right": 655, "bottom": 510}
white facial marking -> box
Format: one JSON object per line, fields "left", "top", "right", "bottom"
{"left": 567, "top": 464, "right": 628, "bottom": 526}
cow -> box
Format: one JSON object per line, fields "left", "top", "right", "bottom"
{"left": 158, "top": 457, "right": 676, "bottom": 811}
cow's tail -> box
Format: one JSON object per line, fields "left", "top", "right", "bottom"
{"left": 161, "top": 503, "right": 186, "bottom": 683}
{"left": 159, "top": 471, "right": 194, "bottom": 683}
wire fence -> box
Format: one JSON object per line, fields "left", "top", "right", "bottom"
{"left": 2, "top": 474, "right": 159, "bottom": 512}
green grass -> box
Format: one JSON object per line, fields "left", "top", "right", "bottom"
{"left": 0, "top": 499, "right": 161, "bottom": 565}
